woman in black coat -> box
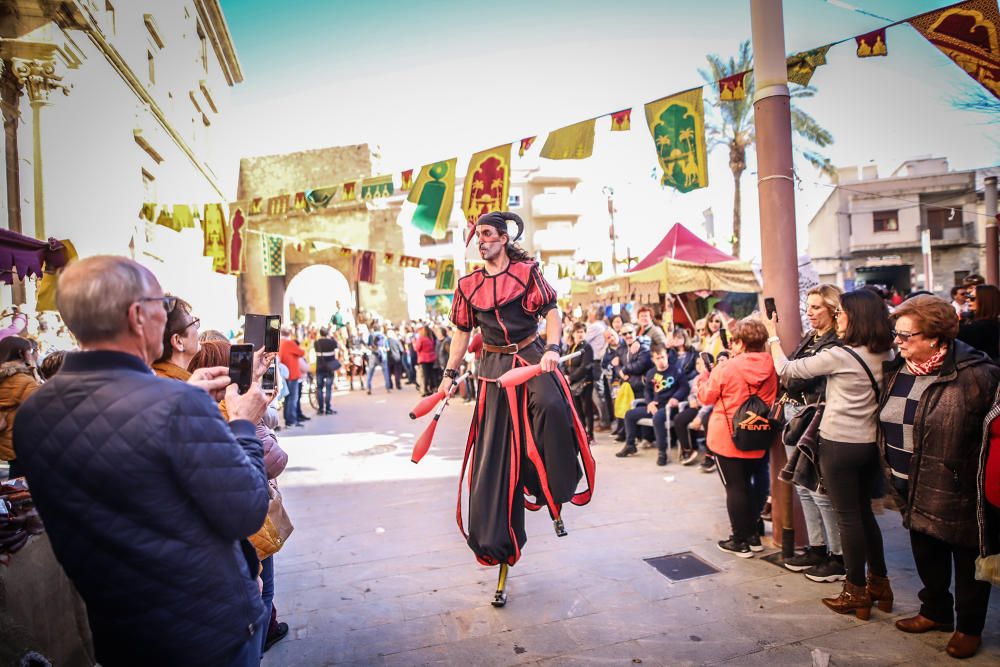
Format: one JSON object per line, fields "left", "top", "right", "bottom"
{"left": 564, "top": 322, "right": 595, "bottom": 442}
{"left": 958, "top": 284, "right": 1000, "bottom": 361}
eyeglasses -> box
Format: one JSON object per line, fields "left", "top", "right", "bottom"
{"left": 180, "top": 317, "right": 200, "bottom": 333}
{"left": 834, "top": 308, "right": 844, "bottom": 317}
{"left": 138, "top": 296, "right": 177, "bottom": 313}
{"left": 891, "top": 329, "right": 922, "bottom": 341}
{"left": 622, "top": 331, "right": 635, "bottom": 337}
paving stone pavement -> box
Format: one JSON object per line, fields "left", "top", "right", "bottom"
{"left": 264, "top": 379, "right": 1000, "bottom": 666}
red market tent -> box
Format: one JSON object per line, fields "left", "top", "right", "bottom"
{"left": 628, "top": 222, "right": 737, "bottom": 272}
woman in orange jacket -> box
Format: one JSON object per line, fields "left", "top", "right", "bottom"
{"left": 697, "top": 318, "right": 778, "bottom": 557}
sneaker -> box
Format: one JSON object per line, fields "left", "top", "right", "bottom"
{"left": 700, "top": 456, "right": 717, "bottom": 474}
{"left": 681, "top": 449, "right": 699, "bottom": 466}
{"left": 263, "top": 621, "right": 289, "bottom": 653}
{"left": 747, "top": 533, "right": 764, "bottom": 552}
{"left": 783, "top": 545, "right": 828, "bottom": 572}
{"left": 760, "top": 500, "right": 772, "bottom": 522}
{"left": 615, "top": 444, "right": 638, "bottom": 458}
{"left": 656, "top": 452, "right": 668, "bottom": 466}
{"left": 804, "top": 554, "right": 847, "bottom": 583}
{"left": 717, "top": 537, "right": 754, "bottom": 558}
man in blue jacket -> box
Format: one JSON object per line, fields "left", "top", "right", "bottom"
{"left": 13, "top": 256, "right": 272, "bottom": 667}
{"left": 617, "top": 344, "right": 690, "bottom": 465}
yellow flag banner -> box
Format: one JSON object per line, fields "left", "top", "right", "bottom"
{"left": 462, "top": 144, "right": 511, "bottom": 225}
{"left": 266, "top": 195, "right": 290, "bottom": 216}
{"left": 173, "top": 205, "right": 196, "bottom": 230}
{"left": 155, "top": 207, "right": 178, "bottom": 232}
{"left": 202, "top": 203, "right": 228, "bottom": 273}
{"left": 36, "top": 239, "right": 77, "bottom": 312}
{"left": 436, "top": 259, "right": 456, "bottom": 290}
{"left": 407, "top": 158, "right": 457, "bottom": 238}
{"left": 518, "top": 136, "right": 536, "bottom": 157}
{"left": 540, "top": 119, "right": 596, "bottom": 160}
{"left": 909, "top": 0, "right": 1000, "bottom": 100}
{"left": 786, "top": 45, "right": 831, "bottom": 86}
{"left": 644, "top": 88, "right": 708, "bottom": 193}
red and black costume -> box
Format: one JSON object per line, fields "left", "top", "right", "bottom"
{"left": 450, "top": 260, "right": 596, "bottom": 567}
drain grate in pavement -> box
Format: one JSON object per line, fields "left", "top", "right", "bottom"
{"left": 644, "top": 551, "right": 720, "bottom": 581}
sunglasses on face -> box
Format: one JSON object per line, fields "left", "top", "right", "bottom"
{"left": 891, "top": 329, "right": 921, "bottom": 341}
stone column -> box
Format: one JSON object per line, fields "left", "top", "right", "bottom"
{"left": 0, "top": 61, "right": 25, "bottom": 303}
{"left": 11, "top": 57, "right": 70, "bottom": 241}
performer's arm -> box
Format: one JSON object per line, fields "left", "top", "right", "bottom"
{"left": 539, "top": 308, "right": 562, "bottom": 373}
{"left": 438, "top": 329, "right": 471, "bottom": 394}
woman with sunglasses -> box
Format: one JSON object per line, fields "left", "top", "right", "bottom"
{"left": 878, "top": 295, "right": 1000, "bottom": 659}
{"left": 152, "top": 296, "right": 201, "bottom": 381}
{"left": 958, "top": 284, "right": 1000, "bottom": 362}
{"left": 763, "top": 289, "right": 894, "bottom": 620}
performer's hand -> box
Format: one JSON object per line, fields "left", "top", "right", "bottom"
{"left": 539, "top": 350, "right": 559, "bottom": 373}
{"left": 437, "top": 377, "right": 454, "bottom": 395}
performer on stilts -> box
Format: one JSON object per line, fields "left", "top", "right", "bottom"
{"left": 438, "top": 211, "right": 596, "bottom": 607}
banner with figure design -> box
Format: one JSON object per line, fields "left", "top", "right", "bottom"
{"left": 909, "top": 0, "right": 1000, "bottom": 100}
{"left": 462, "top": 144, "right": 511, "bottom": 225}
{"left": 407, "top": 158, "right": 457, "bottom": 238}
{"left": 644, "top": 88, "right": 708, "bottom": 193}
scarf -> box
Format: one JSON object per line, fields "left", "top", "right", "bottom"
{"left": 905, "top": 345, "right": 947, "bottom": 376}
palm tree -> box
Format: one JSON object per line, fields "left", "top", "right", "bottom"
{"left": 701, "top": 40, "right": 835, "bottom": 258}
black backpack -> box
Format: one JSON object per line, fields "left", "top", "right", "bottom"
{"left": 724, "top": 381, "right": 779, "bottom": 452}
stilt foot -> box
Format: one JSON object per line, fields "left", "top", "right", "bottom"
{"left": 553, "top": 518, "right": 567, "bottom": 537}
{"left": 492, "top": 591, "right": 508, "bottom": 607}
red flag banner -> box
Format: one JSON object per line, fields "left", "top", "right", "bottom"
{"left": 718, "top": 71, "right": 749, "bottom": 100}
{"left": 856, "top": 28, "right": 888, "bottom": 57}
{"left": 342, "top": 181, "right": 357, "bottom": 201}
{"left": 909, "top": 0, "right": 1000, "bottom": 99}
{"left": 340, "top": 246, "right": 353, "bottom": 256}
{"left": 293, "top": 192, "right": 308, "bottom": 211}
{"left": 518, "top": 136, "right": 536, "bottom": 157}
{"left": 227, "top": 204, "right": 246, "bottom": 274}
{"left": 384, "top": 252, "right": 395, "bottom": 265}
{"left": 400, "top": 169, "right": 414, "bottom": 191}
{"left": 610, "top": 109, "right": 632, "bottom": 131}
{"left": 356, "top": 251, "right": 376, "bottom": 283}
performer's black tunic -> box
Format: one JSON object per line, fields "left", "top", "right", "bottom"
{"left": 450, "top": 260, "right": 596, "bottom": 566}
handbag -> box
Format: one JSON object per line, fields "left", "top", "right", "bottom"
{"left": 248, "top": 480, "right": 294, "bottom": 560}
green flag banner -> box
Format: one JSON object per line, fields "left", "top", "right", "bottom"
{"left": 361, "top": 174, "right": 394, "bottom": 200}
{"left": 407, "top": 158, "right": 457, "bottom": 238}
{"left": 261, "top": 234, "right": 285, "bottom": 276}
{"left": 644, "top": 87, "right": 708, "bottom": 193}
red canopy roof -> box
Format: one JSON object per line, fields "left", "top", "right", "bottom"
{"left": 627, "top": 223, "right": 736, "bottom": 272}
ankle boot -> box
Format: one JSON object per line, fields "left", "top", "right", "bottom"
{"left": 866, "top": 573, "right": 893, "bottom": 613}
{"left": 822, "top": 581, "right": 872, "bottom": 620}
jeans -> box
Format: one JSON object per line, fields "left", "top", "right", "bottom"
{"left": 624, "top": 405, "right": 674, "bottom": 452}
{"left": 819, "top": 439, "right": 887, "bottom": 586}
{"left": 749, "top": 453, "right": 770, "bottom": 518}
{"left": 367, "top": 355, "right": 391, "bottom": 391}
{"left": 225, "top": 604, "right": 267, "bottom": 667}
{"left": 283, "top": 379, "right": 300, "bottom": 426}
{"left": 420, "top": 362, "right": 437, "bottom": 396}
{"left": 316, "top": 371, "right": 334, "bottom": 412}
{"left": 784, "top": 444, "right": 841, "bottom": 554}
{"left": 674, "top": 406, "right": 700, "bottom": 453}
{"left": 388, "top": 360, "right": 403, "bottom": 389}
{"left": 259, "top": 556, "right": 275, "bottom": 652}
{"left": 910, "top": 529, "right": 991, "bottom": 635}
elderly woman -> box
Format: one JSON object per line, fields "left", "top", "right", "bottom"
{"left": 879, "top": 295, "right": 1000, "bottom": 660}
{"left": 764, "top": 289, "right": 894, "bottom": 620}
{"left": 780, "top": 284, "right": 846, "bottom": 583}
{"left": 152, "top": 296, "right": 200, "bottom": 381}
{"left": 697, "top": 318, "right": 778, "bottom": 557}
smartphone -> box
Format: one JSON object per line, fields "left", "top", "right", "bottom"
{"left": 264, "top": 315, "right": 281, "bottom": 352}
{"left": 228, "top": 344, "right": 254, "bottom": 395}
{"left": 699, "top": 352, "right": 714, "bottom": 371}
{"left": 764, "top": 297, "right": 778, "bottom": 321}
{"left": 261, "top": 361, "right": 276, "bottom": 392}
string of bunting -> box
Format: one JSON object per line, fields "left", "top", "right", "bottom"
{"left": 140, "top": 1, "right": 999, "bottom": 277}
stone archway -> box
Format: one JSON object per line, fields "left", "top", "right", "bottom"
{"left": 283, "top": 263, "right": 353, "bottom": 326}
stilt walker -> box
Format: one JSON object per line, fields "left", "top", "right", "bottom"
{"left": 437, "top": 211, "right": 596, "bottom": 607}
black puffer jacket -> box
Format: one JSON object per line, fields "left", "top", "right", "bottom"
{"left": 877, "top": 341, "right": 1000, "bottom": 547}
{"left": 13, "top": 351, "right": 269, "bottom": 666}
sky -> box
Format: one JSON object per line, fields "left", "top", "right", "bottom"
{"left": 218, "top": 0, "right": 1000, "bottom": 263}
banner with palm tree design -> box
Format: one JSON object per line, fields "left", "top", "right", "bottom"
{"left": 644, "top": 88, "right": 708, "bottom": 194}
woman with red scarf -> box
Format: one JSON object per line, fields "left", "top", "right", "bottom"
{"left": 877, "top": 295, "right": 1000, "bottom": 660}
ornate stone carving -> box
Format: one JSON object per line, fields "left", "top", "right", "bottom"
{"left": 10, "top": 58, "right": 70, "bottom": 106}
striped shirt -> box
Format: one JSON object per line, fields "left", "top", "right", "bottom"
{"left": 878, "top": 368, "right": 937, "bottom": 485}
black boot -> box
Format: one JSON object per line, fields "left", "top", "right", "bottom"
{"left": 615, "top": 443, "right": 638, "bottom": 457}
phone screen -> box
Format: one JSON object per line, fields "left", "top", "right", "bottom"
{"left": 264, "top": 316, "right": 281, "bottom": 352}
{"left": 228, "top": 344, "right": 254, "bottom": 395}
{"left": 262, "top": 362, "right": 276, "bottom": 392}
{"left": 699, "top": 352, "right": 714, "bottom": 371}
{"left": 764, "top": 297, "right": 777, "bottom": 320}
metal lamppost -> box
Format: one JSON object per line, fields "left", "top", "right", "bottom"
{"left": 603, "top": 186, "right": 618, "bottom": 275}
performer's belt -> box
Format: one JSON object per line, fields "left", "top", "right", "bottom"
{"left": 482, "top": 333, "right": 537, "bottom": 355}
